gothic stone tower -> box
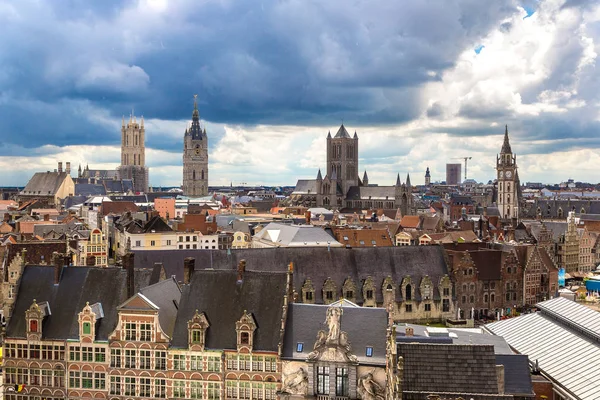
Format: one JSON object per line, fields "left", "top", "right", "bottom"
{"left": 118, "top": 114, "right": 149, "bottom": 193}
{"left": 395, "top": 173, "right": 414, "bottom": 216}
{"left": 496, "top": 125, "right": 519, "bottom": 220}
{"left": 326, "top": 124, "right": 358, "bottom": 197}
{"left": 183, "top": 95, "right": 209, "bottom": 197}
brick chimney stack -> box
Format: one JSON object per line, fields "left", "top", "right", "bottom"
{"left": 58, "top": 162, "right": 63, "bottom": 173}
{"left": 66, "top": 162, "right": 71, "bottom": 175}
{"left": 122, "top": 252, "right": 135, "bottom": 298}
{"left": 237, "top": 259, "right": 246, "bottom": 285}
{"left": 183, "top": 257, "right": 195, "bottom": 284}
{"left": 52, "top": 251, "right": 64, "bottom": 285}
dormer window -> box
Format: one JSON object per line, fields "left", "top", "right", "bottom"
{"left": 26, "top": 299, "right": 47, "bottom": 341}
{"left": 83, "top": 322, "right": 91, "bottom": 335}
{"left": 30, "top": 320, "right": 38, "bottom": 332}
{"left": 235, "top": 311, "right": 257, "bottom": 351}
{"left": 188, "top": 310, "right": 209, "bottom": 350}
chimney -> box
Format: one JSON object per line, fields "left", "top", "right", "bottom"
{"left": 496, "top": 364, "right": 505, "bottom": 394}
{"left": 44, "top": 214, "right": 50, "bottom": 221}
{"left": 305, "top": 210, "right": 311, "bottom": 225}
{"left": 237, "top": 259, "right": 246, "bottom": 284}
{"left": 123, "top": 252, "right": 135, "bottom": 298}
{"left": 52, "top": 251, "right": 63, "bottom": 285}
{"left": 66, "top": 162, "right": 71, "bottom": 175}
{"left": 58, "top": 162, "right": 63, "bottom": 173}
{"left": 183, "top": 257, "right": 195, "bottom": 284}
{"left": 405, "top": 326, "right": 414, "bottom": 337}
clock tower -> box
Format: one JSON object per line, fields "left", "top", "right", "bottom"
{"left": 183, "top": 95, "right": 209, "bottom": 197}
{"left": 496, "top": 125, "right": 519, "bottom": 220}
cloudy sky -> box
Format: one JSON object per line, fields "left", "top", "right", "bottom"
{"left": 1, "top": 0, "right": 599, "bottom": 187}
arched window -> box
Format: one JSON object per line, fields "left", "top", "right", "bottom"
{"left": 405, "top": 284, "right": 412, "bottom": 301}
{"left": 30, "top": 320, "right": 38, "bottom": 332}
{"left": 193, "top": 170, "right": 196, "bottom": 180}
{"left": 240, "top": 332, "right": 249, "bottom": 345}
{"left": 558, "top": 208, "right": 564, "bottom": 218}
{"left": 484, "top": 294, "right": 488, "bottom": 303}
{"left": 491, "top": 293, "right": 495, "bottom": 303}
{"left": 201, "top": 170, "right": 205, "bottom": 180}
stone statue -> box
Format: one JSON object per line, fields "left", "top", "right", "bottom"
{"left": 326, "top": 306, "right": 343, "bottom": 344}
{"left": 357, "top": 371, "right": 385, "bottom": 400}
{"left": 281, "top": 367, "right": 308, "bottom": 394}
{"left": 314, "top": 329, "right": 326, "bottom": 350}
{"left": 339, "top": 331, "right": 351, "bottom": 353}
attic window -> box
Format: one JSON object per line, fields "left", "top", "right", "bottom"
{"left": 296, "top": 343, "right": 304, "bottom": 353}
{"left": 366, "top": 346, "right": 373, "bottom": 357}
{"left": 240, "top": 332, "right": 250, "bottom": 345}
{"left": 83, "top": 322, "right": 91, "bottom": 335}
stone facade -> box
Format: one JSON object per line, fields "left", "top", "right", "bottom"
{"left": 118, "top": 114, "right": 149, "bottom": 193}
{"left": 182, "top": 96, "right": 209, "bottom": 197}
{"left": 556, "top": 212, "right": 580, "bottom": 273}
{"left": 292, "top": 125, "right": 414, "bottom": 214}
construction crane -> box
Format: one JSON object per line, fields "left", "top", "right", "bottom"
{"left": 453, "top": 157, "right": 473, "bottom": 180}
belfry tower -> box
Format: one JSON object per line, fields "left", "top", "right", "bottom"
{"left": 183, "top": 95, "right": 209, "bottom": 197}
{"left": 117, "top": 113, "right": 149, "bottom": 193}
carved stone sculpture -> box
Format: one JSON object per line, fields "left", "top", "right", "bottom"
{"left": 326, "top": 306, "right": 342, "bottom": 344}
{"left": 281, "top": 367, "right": 308, "bottom": 395}
{"left": 357, "top": 371, "right": 385, "bottom": 400}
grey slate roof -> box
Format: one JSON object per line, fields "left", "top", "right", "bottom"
{"left": 6, "top": 265, "right": 150, "bottom": 341}
{"left": 171, "top": 269, "right": 287, "bottom": 351}
{"left": 75, "top": 183, "right": 106, "bottom": 196}
{"left": 524, "top": 199, "right": 600, "bottom": 218}
{"left": 345, "top": 186, "right": 396, "bottom": 201}
{"left": 334, "top": 124, "right": 351, "bottom": 138}
{"left": 283, "top": 303, "right": 387, "bottom": 365}
{"left": 526, "top": 221, "right": 567, "bottom": 241}
{"left": 496, "top": 354, "right": 534, "bottom": 396}
{"left": 132, "top": 246, "right": 451, "bottom": 303}
{"left": 21, "top": 172, "right": 70, "bottom": 196}
{"left": 292, "top": 179, "right": 318, "bottom": 195}
{"left": 398, "top": 343, "right": 502, "bottom": 399}
{"left": 138, "top": 277, "right": 181, "bottom": 337}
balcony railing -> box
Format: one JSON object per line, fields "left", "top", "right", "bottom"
{"left": 317, "top": 396, "right": 349, "bottom": 400}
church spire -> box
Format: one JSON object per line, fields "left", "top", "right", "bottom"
{"left": 396, "top": 173, "right": 401, "bottom": 186}
{"left": 501, "top": 125, "right": 512, "bottom": 154}
{"left": 406, "top": 173, "right": 411, "bottom": 187}
{"left": 362, "top": 170, "right": 368, "bottom": 185}
{"left": 192, "top": 94, "right": 199, "bottom": 121}
{"left": 317, "top": 169, "right": 323, "bottom": 180}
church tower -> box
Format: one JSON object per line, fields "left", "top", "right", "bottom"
{"left": 496, "top": 125, "right": 519, "bottom": 220}
{"left": 118, "top": 113, "right": 149, "bottom": 193}
{"left": 326, "top": 124, "right": 358, "bottom": 197}
{"left": 183, "top": 95, "right": 209, "bottom": 197}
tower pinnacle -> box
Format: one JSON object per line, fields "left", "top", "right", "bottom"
{"left": 501, "top": 125, "right": 512, "bottom": 154}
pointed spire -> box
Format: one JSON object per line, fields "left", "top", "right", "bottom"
{"left": 327, "top": 130, "right": 332, "bottom": 139}
{"left": 406, "top": 173, "right": 411, "bottom": 187}
{"left": 353, "top": 130, "right": 358, "bottom": 139}
{"left": 425, "top": 167, "right": 430, "bottom": 177}
{"left": 501, "top": 124, "right": 512, "bottom": 153}
{"left": 317, "top": 169, "right": 323, "bottom": 180}
{"left": 192, "top": 94, "right": 199, "bottom": 121}
{"left": 334, "top": 124, "right": 350, "bottom": 138}
{"left": 396, "top": 173, "right": 401, "bottom": 186}
{"left": 203, "top": 127, "right": 207, "bottom": 135}
{"left": 140, "top": 115, "right": 144, "bottom": 127}
{"left": 363, "top": 170, "right": 368, "bottom": 182}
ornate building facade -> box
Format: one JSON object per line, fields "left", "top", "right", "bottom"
{"left": 117, "top": 114, "right": 149, "bottom": 193}
{"left": 496, "top": 125, "right": 520, "bottom": 221}
{"left": 182, "top": 96, "right": 209, "bottom": 197}
{"left": 292, "top": 125, "right": 414, "bottom": 214}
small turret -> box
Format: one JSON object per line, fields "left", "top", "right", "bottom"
{"left": 396, "top": 173, "right": 401, "bottom": 186}
{"left": 327, "top": 130, "right": 332, "bottom": 139}
{"left": 501, "top": 125, "right": 512, "bottom": 154}
{"left": 317, "top": 169, "right": 323, "bottom": 181}
{"left": 353, "top": 130, "right": 358, "bottom": 139}
{"left": 363, "top": 170, "right": 369, "bottom": 186}
{"left": 406, "top": 173, "right": 411, "bottom": 187}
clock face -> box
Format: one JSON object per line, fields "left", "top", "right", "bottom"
{"left": 506, "top": 170, "right": 512, "bottom": 178}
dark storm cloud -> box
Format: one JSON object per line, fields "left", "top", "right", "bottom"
{"left": 0, "top": 0, "right": 517, "bottom": 150}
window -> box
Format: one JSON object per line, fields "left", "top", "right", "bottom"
{"left": 424, "top": 303, "right": 431, "bottom": 312}
{"left": 135, "top": 240, "right": 141, "bottom": 247}
{"left": 167, "top": 240, "right": 171, "bottom": 246}
{"left": 207, "top": 382, "right": 221, "bottom": 400}
{"left": 469, "top": 295, "right": 474, "bottom": 303}
{"left": 70, "top": 346, "right": 81, "bottom": 361}
{"left": 405, "top": 304, "right": 412, "bottom": 312}
{"left": 208, "top": 356, "right": 221, "bottom": 372}
{"left": 405, "top": 284, "right": 412, "bottom": 300}
{"left": 296, "top": 343, "right": 304, "bottom": 352}
{"left": 265, "top": 356, "right": 277, "bottom": 372}
{"left": 110, "top": 376, "right": 122, "bottom": 395}
{"left": 191, "top": 381, "right": 202, "bottom": 399}
{"left": 305, "top": 291, "right": 313, "bottom": 301}
{"left": 366, "top": 346, "right": 373, "bottom": 357}
{"left": 140, "top": 323, "right": 152, "bottom": 341}
{"left": 173, "top": 354, "right": 186, "bottom": 370}
{"left": 94, "top": 347, "right": 105, "bottom": 363}
{"left": 125, "top": 377, "right": 136, "bottom": 396}
{"left": 345, "top": 290, "right": 354, "bottom": 299}
{"left": 491, "top": 293, "right": 495, "bottom": 303}
{"left": 366, "top": 289, "right": 374, "bottom": 299}
{"left": 83, "top": 322, "right": 91, "bottom": 335}
{"left": 125, "top": 349, "right": 135, "bottom": 368}
{"left": 192, "top": 329, "right": 202, "bottom": 344}
{"left": 336, "top": 368, "right": 349, "bottom": 396}
{"left": 69, "top": 371, "right": 81, "bottom": 388}
{"left": 150, "top": 240, "right": 156, "bottom": 246}
{"left": 240, "top": 332, "right": 250, "bottom": 345}
{"left": 317, "top": 366, "right": 330, "bottom": 394}
{"left": 239, "top": 355, "right": 251, "bottom": 371}
{"left": 82, "top": 346, "right": 93, "bottom": 362}
{"left": 155, "top": 379, "right": 166, "bottom": 398}
{"left": 138, "top": 377, "right": 151, "bottom": 397}
{"left": 326, "top": 291, "right": 333, "bottom": 300}
{"left": 95, "top": 372, "right": 105, "bottom": 390}
{"left": 140, "top": 350, "right": 151, "bottom": 369}
{"left": 110, "top": 348, "right": 121, "bottom": 368}
{"left": 125, "top": 323, "right": 136, "bottom": 340}
{"left": 191, "top": 355, "right": 203, "bottom": 371}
